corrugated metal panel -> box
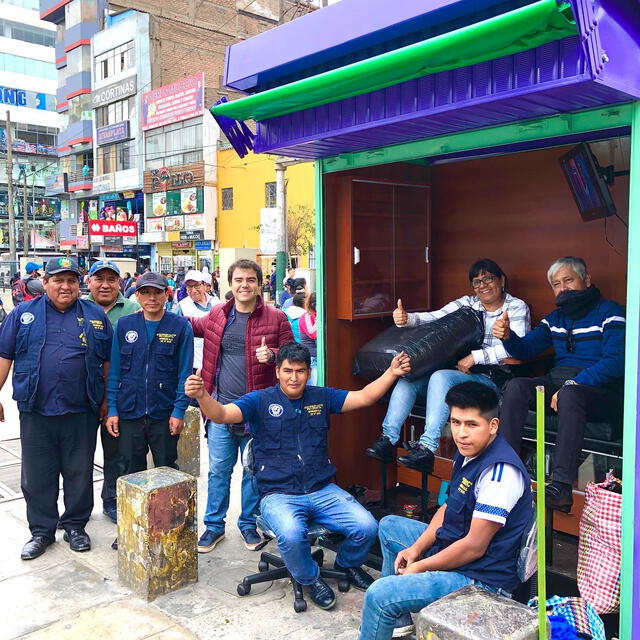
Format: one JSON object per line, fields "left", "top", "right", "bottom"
{"left": 252, "top": 33, "right": 638, "bottom": 159}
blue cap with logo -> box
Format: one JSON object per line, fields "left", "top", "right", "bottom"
{"left": 89, "top": 260, "right": 120, "bottom": 277}
{"left": 25, "top": 261, "right": 42, "bottom": 274}
{"left": 45, "top": 256, "right": 80, "bottom": 276}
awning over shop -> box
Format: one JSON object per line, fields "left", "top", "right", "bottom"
{"left": 213, "top": 0, "right": 640, "bottom": 160}
{"left": 212, "top": 0, "right": 576, "bottom": 122}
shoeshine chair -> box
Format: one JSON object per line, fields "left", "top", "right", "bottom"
{"left": 237, "top": 440, "right": 351, "bottom": 612}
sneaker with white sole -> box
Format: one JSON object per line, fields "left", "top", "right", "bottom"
{"left": 241, "top": 528, "right": 263, "bottom": 550}
{"left": 392, "top": 612, "right": 415, "bottom": 638}
{"left": 198, "top": 529, "right": 225, "bottom": 553}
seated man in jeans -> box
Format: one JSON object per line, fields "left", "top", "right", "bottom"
{"left": 494, "top": 256, "right": 625, "bottom": 512}
{"left": 185, "top": 342, "right": 411, "bottom": 611}
{"left": 359, "top": 382, "right": 532, "bottom": 639}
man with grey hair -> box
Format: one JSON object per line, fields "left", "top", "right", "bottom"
{"left": 493, "top": 256, "right": 625, "bottom": 512}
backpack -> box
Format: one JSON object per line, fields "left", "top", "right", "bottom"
{"left": 11, "top": 279, "right": 28, "bottom": 306}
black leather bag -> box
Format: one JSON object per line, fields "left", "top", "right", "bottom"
{"left": 352, "top": 307, "right": 484, "bottom": 382}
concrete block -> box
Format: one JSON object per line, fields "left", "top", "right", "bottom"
{"left": 416, "top": 585, "right": 545, "bottom": 640}
{"left": 117, "top": 467, "right": 198, "bottom": 600}
{"left": 177, "top": 407, "right": 201, "bottom": 477}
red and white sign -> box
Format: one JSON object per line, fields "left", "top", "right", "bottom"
{"left": 89, "top": 220, "right": 137, "bottom": 237}
{"left": 141, "top": 73, "right": 204, "bottom": 131}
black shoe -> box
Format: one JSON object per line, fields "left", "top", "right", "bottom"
{"left": 335, "top": 562, "right": 374, "bottom": 591}
{"left": 21, "top": 536, "right": 53, "bottom": 560}
{"left": 103, "top": 499, "right": 117, "bottom": 524}
{"left": 365, "top": 435, "right": 395, "bottom": 461}
{"left": 309, "top": 578, "right": 336, "bottom": 610}
{"left": 63, "top": 528, "right": 91, "bottom": 552}
{"left": 397, "top": 445, "right": 435, "bottom": 473}
{"left": 545, "top": 482, "right": 573, "bottom": 513}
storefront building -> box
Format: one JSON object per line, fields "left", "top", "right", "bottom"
{"left": 212, "top": 0, "right": 640, "bottom": 635}
{"left": 86, "top": 10, "right": 150, "bottom": 264}
{"left": 216, "top": 146, "right": 315, "bottom": 275}
{"left": 140, "top": 73, "right": 217, "bottom": 273}
{"left": 1, "top": 0, "right": 60, "bottom": 255}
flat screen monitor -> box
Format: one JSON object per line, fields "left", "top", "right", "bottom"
{"left": 559, "top": 143, "right": 617, "bottom": 222}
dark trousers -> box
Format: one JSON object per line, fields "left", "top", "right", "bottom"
{"left": 20, "top": 411, "right": 99, "bottom": 540}
{"left": 118, "top": 417, "right": 178, "bottom": 475}
{"left": 499, "top": 376, "right": 619, "bottom": 484}
{"left": 100, "top": 426, "right": 125, "bottom": 504}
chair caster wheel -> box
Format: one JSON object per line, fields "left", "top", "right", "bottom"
{"left": 258, "top": 560, "right": 269, "bottom": 572}
{"left": 237, "top": 582, "right": 251, "bottom": 596}
{"left": 338, "top": 580, "right": 350, "bottom": 592}
{"left": 294, "top": 598, "right": 307, "bottom": 613}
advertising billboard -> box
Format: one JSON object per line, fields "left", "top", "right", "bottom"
{"left": 141, "top": 74, "right": 204, "bottom": 131}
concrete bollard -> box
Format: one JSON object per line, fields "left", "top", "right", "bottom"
{"left": 177, "top": 406, "right": 201, "bottom": 477}
{"left": 117, "top": 467, "right": 197, "bottom": 600}
{"left": 415, "top": 585, "right": 545, "bottom": 640}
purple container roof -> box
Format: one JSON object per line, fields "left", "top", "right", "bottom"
{"left": 224, "top": 0, "right": 540, "bottom": 93}
{"left": 230, "top": 0, "right": 640, "bottom": 159}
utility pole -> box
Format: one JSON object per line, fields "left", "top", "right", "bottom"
{"left": 5, "top": 111, "right": 16, "bottom": 264}
{"left": 22, "top": 168, "right": 29, "bottom": 255}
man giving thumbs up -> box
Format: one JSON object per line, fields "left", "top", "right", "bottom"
{"left": 185, "top": 259, "right": 294, "bottom": 553}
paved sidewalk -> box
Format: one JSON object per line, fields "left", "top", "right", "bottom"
{"left": 1, "top": 405, "right": 369, "bottom": 640}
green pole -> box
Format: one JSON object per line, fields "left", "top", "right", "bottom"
{"left": 536, "top": 385, "right": 547, "bottom": 640}
{"left": 313, "top": 160, "right": 325, "bottom": 385}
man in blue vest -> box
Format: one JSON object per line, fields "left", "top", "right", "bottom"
{"left": 104, "top": 272, "right": 193, "bottom": 475}
{"left": 0, "top": 256, "right": 113, "bottom": 560}
{"left": 358, "top": 382, "right": 532, "bottom": 639}
{"left": 185, "top": 342, "right": 411, "bottom": 611}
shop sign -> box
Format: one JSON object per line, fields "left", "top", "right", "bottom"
{"left": 76, "top": 235, "right": 89, "bottom": 249}
{"left": 89, "top": 220, "right": 137, "bottom": 237}
{"left": 151, "top": 167, "right": 194, "bottom": 191}
{"left": 143, "top": 163, "right": 204, "bottom": 193}
{"left": 102, "top": 245, "right": 123, "bottom": 253}
{"left": 171, "top": 241, "right": 191, "bottom": 249}
{"left": 180, "top": 230, "right": 204, "bottom": 241}
{"left": 122, "top": 190, "right": 136, "bottom": 199}
{"left": 91, "top": 76, "right": 137, "bottom": 109}
{"left": 123, "top": 235, "right": 137, "bottom": 245}
{"left": 194, "top": 240, "right": 212, "bottom": 250}
{"left": 1, "top": 86, "right": 52, "bottom": 110}
{"left": 93, "top": 173, "right": 116, "bottom": 194}
{"left": 141, "top": 73, "right": 204, "bottom": 131}
{"left": 98, "top": 192, "right": 121, "bottom": 202}
{"left": 96, "top": 121, "right": 130, "bottom": 146}
{"left": 45, "top": 173, "right": 68, "bottom": 196}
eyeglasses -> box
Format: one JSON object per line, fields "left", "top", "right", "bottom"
{"left": 186, "top": 282, "right": 203, "bottom": 289}
{"left": 471, "top": 275, "right": 496, "bottom": 289}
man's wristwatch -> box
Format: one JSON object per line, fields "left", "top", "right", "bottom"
{"left": 563, "top": 379, "right": 578, "bottom": 386}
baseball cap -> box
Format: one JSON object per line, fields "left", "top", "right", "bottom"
{"left": 45, "top": 256, "right": 80, "bottom": 276}
{"left": 25, "top": 261, "right": 42, "bottom": 274}
{"left": 135, "top": 272, "right": 167, "bottom": 291}
{"left": 184, "top": 269, "right": 204, "bottom": 283}
{"left": 202, "top": 272, "right": 212, "bottom": 285}
{"left": 89, "top": 259, "right": 120, "bottom": 277}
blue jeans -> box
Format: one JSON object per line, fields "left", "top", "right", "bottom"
{"left": 359, "top": 515, "right": 507, "bottom": 640}
{"left": 203, "top": 421, "right": 261, "bottom": 534}
{"left": 309, "top": 356, "right": 318, "bottom": 386}
{"left": 382, "top": 369, "right": 498, "bottom": 451}
{"left": 260, "top": 483, "right": 378, "bottom": 585}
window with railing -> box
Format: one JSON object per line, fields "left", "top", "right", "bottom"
{"left": 265, "top": 181, "right": 277, "bottom": 208}
{"left": 221, "top": 188, "right": 234, "bottom": 210}
{"left": 94, "top": 41, "right": 134, "bottom": 82}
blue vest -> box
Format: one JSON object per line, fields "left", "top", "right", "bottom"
{"left": 431, "top": 435, "right": 532, "bottom": 591}
{"left": 12, "top": 296, "right": 111, "bottom": 413}
{"left": 115, "top": 311, "right": 189, "bottom": 420}
{"left": 252, "top": 385, "right": 336, "bottom": 496}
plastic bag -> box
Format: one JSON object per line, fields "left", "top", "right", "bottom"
{"left": 352, "top": 307, "right": 484, "bottom": 381}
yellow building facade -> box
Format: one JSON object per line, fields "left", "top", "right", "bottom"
{"left": 216, "top": 148, "right": 315, "bottom": 270}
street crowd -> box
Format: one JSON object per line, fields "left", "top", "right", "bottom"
{"left": 0, "top": 254, "right": 624, "bottom": 640}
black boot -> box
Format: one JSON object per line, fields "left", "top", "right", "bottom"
{"left": 365, "top": 435, "right": 395, "bottom": 461}
{"left": 397, "top": 445, "right": 435, "bottom": 473}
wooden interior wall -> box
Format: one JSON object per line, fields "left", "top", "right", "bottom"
{"left": 324, "top": 145, "right": 629, "bottom": 491}
{"left": 430, "top": 146, "right": 629, "bottom": 321}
